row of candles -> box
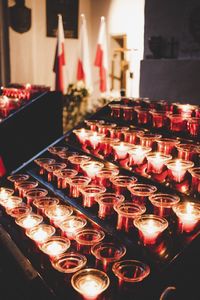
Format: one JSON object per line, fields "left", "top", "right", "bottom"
{"left": 0, "top": 179, "right": 153, "bottom": 299}
{"left": 33, "top": 146, "right": 200, "bottom": 236}
{"left": 72, "top": 126, "right": 200, "bottom": 195}
{"left": 0, "top": 95, "right": 22, "bottom": 119}
{"left": 109, "top": 100, "right": 200, "bottom": 137}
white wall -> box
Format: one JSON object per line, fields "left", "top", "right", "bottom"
{"left": 9, "top": 0, "right": 145, "bottom": 97}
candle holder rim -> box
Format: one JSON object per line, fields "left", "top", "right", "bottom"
{"left": 97, "top": 168, "right": 119, "bottom": 177}
{"left": 188, "top": 167, "right": 200, "bottom": 178}
{"left": 128, "top": 145, "right": 152, "bottom": 154}
{"left": 0, "top": 187, "right": 14, "bottom": 195}
{"left": 25, "top": 188, "right": 49, "bottom": 197}
{"left": 15, "top": 213, "right": 43, "bottom": 228}
{"left": 53, "top": 168, "right": 78, "bottom": 178}
{"left": 114, "top": 202, "right": 146, "bottom": 217}
{"left": 48, "top": 146, "right": 68, "bottom": 154}
{"left": 134, "top": 214, "right": 168, "bottom": 232}
{"left": 39, "top": 235, "right": 71, "bottom": 256}
{"left": 97, "top": 193, "right": 125, "bottom": 205}
{"left": 110, "top": 175, "right": 138, "bottom": 186}
{"left": 112, "top": 259, "right": 150, "bottom": 282}
{"left": 67, "top": 155, "right": 91, "bottom": 163}
{"left": 45, "top": 204, "right": 73, "bottom": 217}
{"left": 166, "top": 159, "right": 194, "bottom": 169}
{"left": 80, "top": 185, "right": 106, "bottom": 195}
{"left": 149, "top": 193, "right": 180, "bottom": 208}
{"left": 58, "top": 215, "right": 87, "bottom": 230}
{"left": 7, "top": 174, "right": 30, "bottom": 182}
{"left": 176, "top": 143, "right": 200, "bottom": 152}
{"left": 172, "top": 201, "right": 200, "bottom": 219}
{"left": 91, "top": 242, "right": 126, "bottom": 262}
{"left": 51, "top": 251, "right": 87, "bottom": 273}
{"left": 26, "top": 224, "right": 56, "bottom": 241}
{"left": 128, "top": 184, "right": 157, "bottom": 196}
{"left": 137, "top": 132, "right": 162, "bottom": 139}
{"left": 34, "top": 157, "right": 56, "bottom": 166}
{"left": 6, "top": 204, "right": 32, "bottom": 217}
{"left": 33, "top": 197, "right": 59, "bottom": 208}
{"left": 146, "top": 152, "right": 172, "bottom": 160}
{"left": 156, "top": 138, "right": 180, "bottom": 144}
{"left": 75, "top": 229, "right": 105, "bottom": 245}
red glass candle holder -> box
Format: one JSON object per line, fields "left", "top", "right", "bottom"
{"left": 134, "top": 214, "right": 168, "bottom": 245}
{"left": 128, "top": 145, "right": 151, "bottom": 167}
{"left": 110, "top": 127, "right": 129, "bottom": 140}
{"left": 25, "top": 188, "right": 48, "bottom": 206}
{"left": 112, "top": 142, "right": 134, "bottom": 160}
{"left": 67, "top": 155, "right": 91, "bottom": 171}
{"left": 96, "top": 168, "right": 119, "bottom": 188}
{"left": 166, "top": 159, "right": 194, "bottom": 183}
{"left": 100, "top": 137, "right": 120, "bottom": 157}
{"left": 121, "top": 105, "right": 134, "bottom": 121}
{"left": 71, "top": 268, "right": 110, "bottom": 300}
{"left": 111, "top": 175, "right": 138, "bottom": 196}
{"left": 0, "top": 187, "right": 14, "bottom": 201}
{"left": 45, "top": 204, "right": 73, "bottom": 226}
{"left": 128, "top": 184, "right": 157, "bottom": 205}
{"left": 75, "top": 229, "right": 105, "bottom": 254}
{"left": 96, "top": 193, "right": 124, "bottom": 219}
{"left": 26, "top": 224, "right": 56, "bottom": 247}
{"left": 109, "top": 103, "right": 121, "bottom": 118}
{"left": 81, "top": 161, "right": 104, "bottom": 180}
{"left": 176, "top": 104, "right": 197, "bottom": 118}
{"left": 43, "top": 162, "right": 67, "bottom": 182}
{"left": 114, "top": 202, "right": 146, "bottom": 232}
{"left": 176, "top": 144, "right": 200, "bottom": 162}
{"left": 0, "top": 196, "right": 22, "bottom": 210}
{"left": 58, "top": 216, "right": 87, "bottom": 240}
{"left": 150, "top": 110, "right": 169, "bottom": 128}
{"left": 173, "top": 202, "right": 200, "bottom": 233}
{"left": 91, "top": 242, "right": 126, "bottom": 272}
{"left": 87, "top": 132, "right": 105, "bottom": 150}
{"left": 73, "top": 128, "right": 92, "bottom": 144}
{"left": 6, "top": 203, "right": 32, "bottom": 218}
{"left": 85, "top": 120, "right": 99, "bottom": 131}
{"left": 156, "top": 138, "right": 180, "bottom": 155}
{"left": 39, "top": 236, "right": 71, "bottom": 260}
{"left": 187, "top": 117, "right": 200, "bottom": 136}
{"left": 68, "top": 176, "right": 91, "bottom": 198}
{"left": 137, "top": 132, "right": 162, "bottom": 149}
{"left": 149, "top": 193, "right": 180, "bottom": 217}
{"left": 80, "top": 185, "right": 106, "bottom": 208}
{"left": 123, "top": 129, "right": 143, "bottom": 144}
{"left": 33, "top": 197, "right": 59, "bottom": 215}
{"left": 146, "top": 152, "right": 172, "bottom": 175}
{"left": 112, "top": 260, "right": 150, "bottom": 287}
{"left": 7, "top": 174, "right": 30, "bottom": 191}
{"left": 189, "top": 167, "right": 200, "bottom": 194}
{"left": 48, "top": 146, "right": 68, "bottom": 156}
{"left": 97, "top": 122, "right": 116, "bottom": 136}
{"left": 54, "top": 169, "right": 78, "bottom": 189}
{"left": 51, "top": 252, "right": 87, "bottom": 275}
{"left": 168, "top": 114, "right": 187, "bottom": 132}
{"left": 134, "top": 107, "right": 151, "bottom": 125}
{"left": 34, "top": 158, "right": 56, "bottom": 175}
{"left": 17, "top": 181, "right": 38, "bottom": 198}
{"left": 15, "top": 213, "right": 43, "bottom": 230}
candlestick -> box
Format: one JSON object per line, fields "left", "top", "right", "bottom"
{"left": 110, "top": 127, "right": 129, "bottom": 140}
{"left": 91, "top": 242, "right": 126, "bottom": 272}
{"left": 87, "top": 132, "right": 105, "bottom": 150}
{"left": 51, "top": 252, "right": 87, "bottom": 274}
{"left": 43, "top": 162, "right": 67, "bottom": 182}
{"left": 123, "top": 129, "right": 143, "bottom": 144}
{"left": 168, "top": 114, "right": 187, "bottom": 132}
{"left": 114, "top": 202, "right": 146, "bottom": 232}
{"left": 137, "top": 132, "right": 162, "bottom": 148}
{"left": 68, "top": 176, "right": 91, "bottom": 198}
{"left": 134, "top": 107, "right": 151, "bottom": 125}
{"left": 156, "top": 138, "right": 180, "bottom": 155}
{"left": 150, "top": 110, "right": 169, "bottom": 128}
{"left": 112, "top": 260, "right": 150, "bottom": 285}
{"left": 39, "top": 236, "right": 71, "bottom": 260}
{"left": 54, "top": 169, "right": 78, "bottom": 189}
{"left": 0, "top": 196, "right": 22, "bottom": 210}
{"left": 176, "top": 144, "right": 200, "bottom": 162}
{"left": 121, "top": 105, "right": 134, "bottom": 121}
{"left": 149, "top": 193, "right": 180, "bottom": 217}
{"left": 67, "top": 155, "right": 91, "bottom": 172}
{"left": 173, "top": 202, "right": 200, "bottom": 233}
{"left": 7, "top": 174, "right": 30, "bottom": 190}
{"left": 112, "top": 142, "right": 134, "bottom": 160}
{"left": 26, "top": 224, "right": 56, "bottom": 246}
{"left": 25, "top": 188, "right": 48, "bottom": 206}
{"left": 17, "top": 181, "right": 39, "bottom": 198}
{"left": 85, "top": 119, "right": 100, "bottom": 131}
{"left": 128, "top": 184, "right": 157, "bottom": 205}
{"left": 189, "top": 167, "right": 200, "bottom": 195}
{"left": 15, "top": 213, "right": 43, "bottom": 230}
{"left": 6, "top": 203, "right": 32, "bottom": 218}
{"left": 75, "top": 229, "right": 105, "bottom": 254}
{"left": 81, "top": 161, "right": 104, "bottom": 180}
{"left": 111, "top": 175, "right": 138, "bottom": 196}
{"left": 96, "top": 193, "right": 124, "bottom": 219}
{"left": 146, "top": 152, "right": 172, "bottom": 174}
{"left": 58, "top": 216, "right": 87, "bottom": 240}
{"left": 33, "top": 197, "right": 59, "bottom": 215}
{"left": 45, "top": 204, "right": 73, "bottom": 226}
{"left": 166, "top": 159, "right": 194, "bottom": 183}
{"left": 128, "top": 145, "right": 151, "bottom": 166}
{"left": 96, "top": 168, "right": 119, "bottom": 188}
{"left": 48, "top": 146, "right": 68, "bottom": 156}
{"left": 176, "top": 104, "right": 197, "bottom": 118}
{"left": 100, "top": 137, "right": 119, "bottom": 157}
{"left": 187, "top": 117, "right": 200, "bottom": 137}
{"left": 80, "top": 185, "right": 106, "bottom": 208}
{"left": 0, "top": 188, "right": 14, "bottom": 201}
{"left": 97, "top": 122, "right": 116, "bottom": 136}
{"left": 134, "top": 214, "right": 168, "bottom": 245}
{"left": 73, "top": 128, "right": 92, "bottom": 144}
{"left": 34, "top": 158, "right": 56, "bottom": 175}
{"left": 109, "top": 103, "right": 121, "bottom": 118}
{"left": 71, "top": 268, "right": 110, "bottom": 300}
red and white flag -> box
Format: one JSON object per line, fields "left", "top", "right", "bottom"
{"left": 77, "top": 14, "right": 92, "bottom": 89}
{"left": 94, "top": 16, "right": 109, "bottom": 93}
{"left": 53, "top": 14, "right": 67, "bottom": 94}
